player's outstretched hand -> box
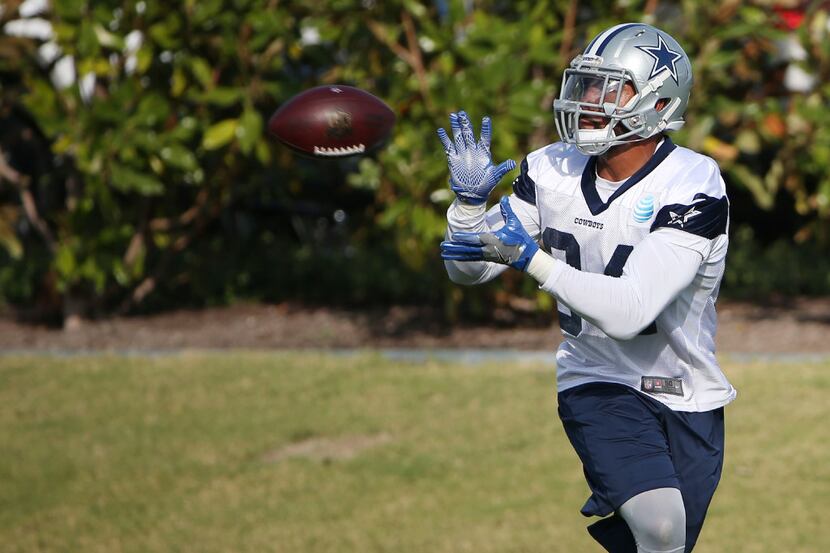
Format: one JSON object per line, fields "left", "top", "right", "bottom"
{"left": 437, "top": 110, "right": 516, "bottom": 205}
{"left": 440, "top": 196, "right": 539, "bottom": 271}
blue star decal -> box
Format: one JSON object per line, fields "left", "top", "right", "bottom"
{"left": 636, "top": 35, "right": 682, "bottom": 85}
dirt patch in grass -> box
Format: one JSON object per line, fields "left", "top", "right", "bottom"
{"left": 263, "top": 433, "right": 392, "bottom": 463}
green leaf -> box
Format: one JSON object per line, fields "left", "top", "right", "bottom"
{"left": 728, "top": 164, "right": 774, "bottom": 210}
{"left": 202, "top": 118, "right": 238, "bottom": 150}
{"left": 198, "top": 87, "right": 243, "bottom": 107}
{"left": 346, "top": 158, "right": 380, "bottom": 191}
{"left": 0, "top": 207, "right": 22, "bottom": 259}
{"left": 93, "top": 24, "right": 125, "bottom": 50}
{"left": 188, "top": 57, "right": 213, "bottom": 89}
{"left": 109, "top": 162, "right": 165, "bottom": 196}
{"left": 55, "top": 245, "right": 77, "bottom": 282}
{"left": 135, "top": 93, "right": 170, "bottom": 127}
{"left": 238, "top": 108, "right": 263, "bottom": 154}
{"left": 378, "top": 199, "right": 411, "bottom": 229}
{"left": 171, "top": 68, "right": 187, "bottom": 97}
{"left": 255, "top": 138, "right": 271, "bottom": 165}
{"left": 160, "top": 143, "right": 198, "bottom": 171}
{"left": 78, "top": 20, "right": 100, "bottom": 57}
{"left": 148, "top": 15, "right": 182, "bottom": 50}
{"left": 135, "top": 47, "right": 154, "bottom": 75}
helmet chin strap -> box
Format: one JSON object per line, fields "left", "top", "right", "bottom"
{"left": 615, "top": 70, "right": 673, "bottom": 136}
{"left": 638, "top": 70, "right": 671, "bottom": 97}
{"left": 660, "top": 98, "right": 683, "bottom": 131}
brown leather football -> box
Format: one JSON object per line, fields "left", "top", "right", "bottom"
{"left": 267, "top": 85, "right": 395, "bottom": 157}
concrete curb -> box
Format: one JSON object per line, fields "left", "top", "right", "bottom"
{"left": 1, "top": 348, "right": 829, "bottom": 364}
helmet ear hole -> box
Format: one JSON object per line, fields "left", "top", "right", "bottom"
{"left": 656, "top": 98, "right": 670, "bottom": 112}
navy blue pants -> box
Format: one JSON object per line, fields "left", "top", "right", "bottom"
{"left": 558, "top": 383, "right": 725, "bottom": 553}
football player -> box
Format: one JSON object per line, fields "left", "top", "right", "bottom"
{"left": 438, "top": 23, "right": 734, "bottom": 553}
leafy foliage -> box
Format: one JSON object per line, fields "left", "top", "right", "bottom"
{"left": 0, "top": 1, "right": 827, "bottom": 323}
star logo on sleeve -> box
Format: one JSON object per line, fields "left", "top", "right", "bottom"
{"left": 636, "top": 35, "right": 683, "bottom": 85}
{"left": 668, "top": 207, "right": 701, "bottom": 228}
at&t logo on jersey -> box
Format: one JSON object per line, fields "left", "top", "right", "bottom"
{"left": 633, "top": 194, "right": 655, "bottom": 223}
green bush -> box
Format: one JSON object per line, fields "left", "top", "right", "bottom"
{"left": 1, "top": 1, "right": 829, "bottom": 324}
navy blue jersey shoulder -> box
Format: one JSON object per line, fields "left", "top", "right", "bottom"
{"left": 512, "top": 157, "right": 536, "bottom": 205}
{"left": 650, "top": 193, "right": 728, "bottom": 239}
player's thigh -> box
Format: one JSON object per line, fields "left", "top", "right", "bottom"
{"left": 558, "top": 383, "right": 679, "bottom": 516}
{"left": 664, "top": 407, "right": 725, "bottom": 549}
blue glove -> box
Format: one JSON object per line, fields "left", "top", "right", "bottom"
{"left": 437, "top": 110, "right": 516, "bottom": 205}
{"left": 440, "top": 196, "right": 539, "bottom": 272}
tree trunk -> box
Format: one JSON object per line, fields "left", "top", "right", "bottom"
{"left": 62, "top": 288, "right": 86, "bottom": 331}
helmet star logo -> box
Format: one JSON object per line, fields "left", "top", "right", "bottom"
{"left": 636, "top": 35, "right": 682, "bottom": 85}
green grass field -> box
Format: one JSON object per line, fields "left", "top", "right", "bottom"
{"left": 1, "top": 351, "right": 828, "bottom": 552}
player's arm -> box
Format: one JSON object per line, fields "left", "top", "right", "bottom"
{"left": 444, "top": 195, "right": 539, "bottom": 285}
{"left": 436, "top": 110, "right": 533, "bottom": 285}
{"left": 536, "top": 185, "right": 728, "bottom": 339}
{"left": 442, "top": 196, "right": 543, "bottom": 277}
{"left": 528, "top": 229, "right": 703, "bottom": 340}
{"left": 442, "top": 191, "right": 725, "bottom": 340}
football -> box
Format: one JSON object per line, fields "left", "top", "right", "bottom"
{"left": 267, "top": 85, "right": 395, "bottom": 158}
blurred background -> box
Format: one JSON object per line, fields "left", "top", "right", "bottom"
{"left": 2, "top": 2, "right": 830, "bottom": 553}
{"left": 1, "top": 0, "right": 830, "bottom": 331}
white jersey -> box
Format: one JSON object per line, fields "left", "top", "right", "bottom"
{"left": 445, "top": 138, "right": 735, "bottom": 412}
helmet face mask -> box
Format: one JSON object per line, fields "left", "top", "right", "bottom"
{"left": 555, "top": 65, "right": 652, "bottom": 156}
{"left": 553, "top": 24, "right": 692, "bottom": 156}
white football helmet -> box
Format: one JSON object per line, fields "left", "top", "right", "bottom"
{"left": 553, "top": 23, "right": 693, "bottom": 156}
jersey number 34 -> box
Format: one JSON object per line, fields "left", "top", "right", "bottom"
{"left": 543, "top": 227, "right": 657, "bottom": 337}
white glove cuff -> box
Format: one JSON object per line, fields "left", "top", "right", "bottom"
{"left": 447, "top": 199, "right": 488, "bottom": 231}
{"left": 453, "top": 199, "right": 487, "bottom": 217}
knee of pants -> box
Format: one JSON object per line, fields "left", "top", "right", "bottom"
{"left": 620, "top": 487, "right": 686, "bottom": 551}
{"left": 637, "top": 514, "right": 683, "bottom": 549}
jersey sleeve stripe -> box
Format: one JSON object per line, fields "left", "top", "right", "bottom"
{"left": 650, "top": 193, "right": 729, "bottom": 239}
{"left": 512, "top": 157, "right": 537, "bottom": 205}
